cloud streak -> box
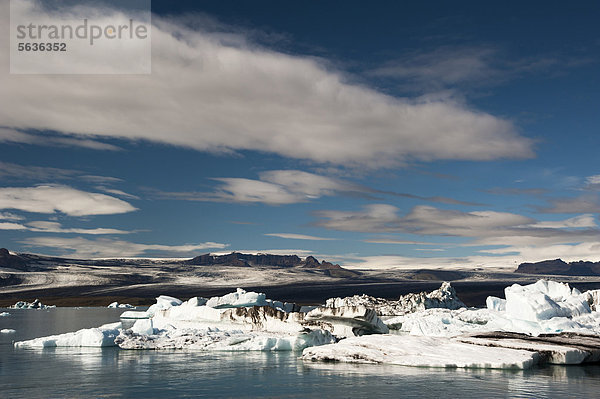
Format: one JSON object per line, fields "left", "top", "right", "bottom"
{"left": 20, "top": 237, "right": 229, "bottom": 258}
{"left": 154, "top": 169, "right": 479, "bottom": 206}
{"left": 264, "top": 233, "right": 336, "bottom": 241}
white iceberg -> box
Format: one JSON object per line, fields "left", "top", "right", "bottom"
{"left": 108, "top": 302, "right": 136, "bottom": 309}
{"left": 1, "top": 328, "right": 16, "bottom": 334}
{"left": 302, "top": 334, "right": 538, "bottom": 369}
{"left": 504, "top": 280, "right": 590, "bottom": 322}
{"left": 0, "top": 312, "right": 10, "bottom": 317}
{"left": 14, "top": 322, "right": 121, "bottom": 347}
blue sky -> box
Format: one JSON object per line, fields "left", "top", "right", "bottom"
{"left": 1, "top": 1, "right": 600, "bottom": 269}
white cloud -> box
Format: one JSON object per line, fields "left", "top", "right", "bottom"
{"left": 264, "top": 233, "right": 336, "bottom": 241}
{"left": 531, "top": 214, "right": 597, "bottom": 229}
{"left": 587, "top": 175, "right": 600, "bottom": 185}
{"left": 0, "top": 2, "right": 533, "bottom": 168}
{"left": 0, "top": 222, "right": 27, "bottom": 230}
{"left": 585, "top": 175, "right": 600, "bottom": 190}
{"left": 157, "top": 169, "right": 478, "bottom": 205}
{"left": 21, "top": 237, "right": 228, "bottom": 258}
{"left": 155, "top": 170, "right": 363, "bottom": 205}
{"left": 0, "top": 185, "right": 137, "bottom": 216}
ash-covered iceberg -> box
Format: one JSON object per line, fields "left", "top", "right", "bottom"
{"left": 324, "top": 282, "right": 465, "bottom": 317}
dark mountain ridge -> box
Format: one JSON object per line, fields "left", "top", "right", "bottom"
{"left": 515, "top": 259, "right": 600, "bottom": 276}
{"left": 0, "top": 248, "right": 359, "bottom": 276}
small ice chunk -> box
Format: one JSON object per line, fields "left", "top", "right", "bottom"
{"left": 486, "top": 296, "right": 506, "bottom": 312}
{"left": 206, "top": 288, "right": 267, "bottom": 308}
{"left": 147, "top": 295, "right": 182, "bottom": 315}
{"left": 184, "top": 297, "right": 208, "bottom": 307}
{"left": 0, "top": 312, "right": 10, "bottom": 317}
{"left": 108, "top": 302, "right": 136, "bottom": 309}
{"left": 1, "top": 328, "right": 16, "bottom": 334}
{"left": 120, "top": 311, "right": 150, "bottom": 319}
{"left": 131, "top": 319, "right": 154, "bottom": 336}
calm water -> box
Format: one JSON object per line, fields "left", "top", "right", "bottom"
{"left": 2, "top": 308, "right": 600, "bottom": 398}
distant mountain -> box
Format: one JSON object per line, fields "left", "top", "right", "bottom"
{"left": 0, "top": 248, "right": 28, "bottom": 271}
{"left": 185, "top": 253, "right": 359, "bottom": 277}
{"left": 0, "top": 249, "right": 359, "bottom": 277}
{"left": 515, "top": 259, "right": 600, "bottom": 276}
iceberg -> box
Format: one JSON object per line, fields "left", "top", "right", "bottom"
{"left": 14, "top": 322, "right": 121, "bottom": 347}
{"left": 325, "top": 282, "right": 465, "bottom": 316}
{"left": 11, "top": 280, "right": 600, "bottom": 369}
{"left": 115, "top": 325, "right": 334, "bottom": 351}
{"left": 0, "top": 312, "right": 10, "bottom": 317}
{"left": 1, "top": 328, "right": 16, "bottom": 334}
{"left": 10, "top": 299, "right": 55, "bottom": 309}
{"left": 108, "top": 302, "right": 136, "bottom": 309}
{"left": 302, "top": 335, "right": 538, "bottom": 369}
{"left": 504, "top": 280, "right": 590, "bottom": 322}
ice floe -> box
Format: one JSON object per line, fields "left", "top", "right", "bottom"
{"left": 0, "top": 312, "right": 10, "bottom": 317}
{"left": 1, "top": 328, "right": 16, "bottom": 334}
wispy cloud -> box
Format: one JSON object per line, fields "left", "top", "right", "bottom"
{"left": 316, "top": 203, "right": 600, "bottom": 250}
{"left": 264, "top": 233, "right": 337, "bottom": 241}
{"left": 0, "top": 222, "right": 27, "bottom": 230}
{"left": 21, "top": 237, "right": 229, "bottom": 258}
{"left": 94, "top": 187, "right": 140, "bottom": 200}
{"left": 0, "top": 161, "right": 123, "bottom": 186}
{"left": 0, "top": 3, "right": 533, "bottom": 168}
{"left": 153, "top": 169, "right": 479, "bottom": 206}
{"left": 0, "top": 185, "right": 137, "bottom": 216}
{"left": 25, "top": 221, "right": 132, "bottom": 235}
{"left": 0, "top": 212, "right": 24, "bottom": 221}
{"left": 370, "top": 44, "right": 591, "bottom": 94}
{"left": 535, "top": 194, "right": 600, "bottom": 214}
{"left": 584, "top": 174, "right": 600, "bottom": 190}
{"left": 0, "top": 128, "right": 121, "bottom": 151}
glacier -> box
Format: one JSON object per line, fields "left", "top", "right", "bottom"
{"left": 12, "top": 280, "right": 600, "bottom": 369}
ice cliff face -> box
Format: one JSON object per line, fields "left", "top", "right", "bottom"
{"left": 324, "top": 282, "right": 465, "bottom": 316}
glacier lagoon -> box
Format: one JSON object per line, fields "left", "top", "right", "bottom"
{"left": 2, "top": 307, "right": 600, "bottom": 398}
{"left": 3, "top": 281, "right": 600, "bottom": 398}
